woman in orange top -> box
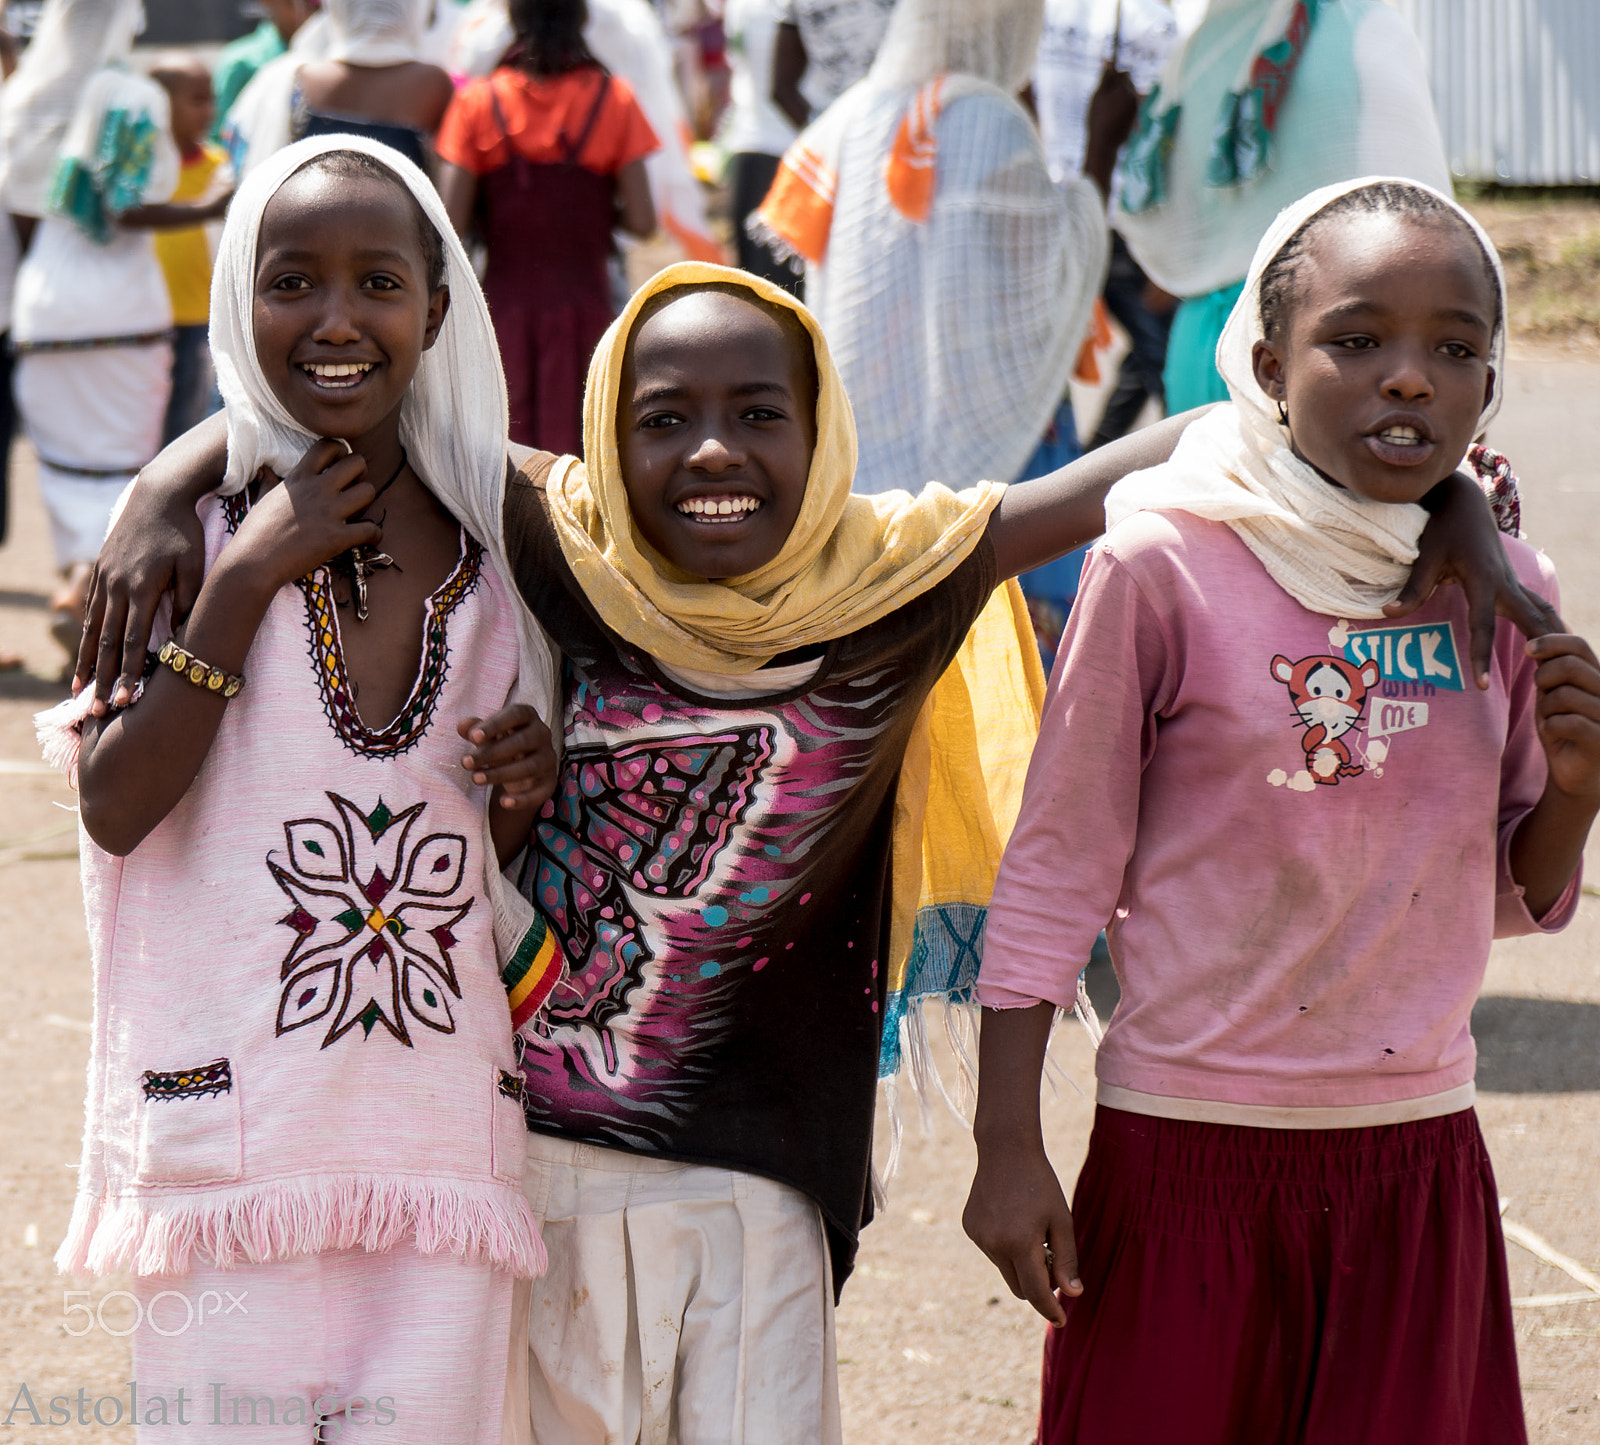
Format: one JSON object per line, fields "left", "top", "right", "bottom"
{"left": 437, "top": 0, "right": 658, "bottom": 453}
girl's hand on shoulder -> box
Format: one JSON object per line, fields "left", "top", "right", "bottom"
{"left": 1384, "top": 468, "right": 1560, "bottom": 689}
{"left": 227, "top": 441, "right": 381, "bottom": 593}
{"left": 459, "top": 706, "right": 558, "bottom": 813}
{"left": 963, "top": 1144, "right": 1082, "bottom": 1327}
{"left": 1528, "top": 632, "right": 1600, "bottom": 804}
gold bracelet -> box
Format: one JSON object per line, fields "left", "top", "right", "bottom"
{"left": 157, "top": 639, "right": 245, "bottom": 699}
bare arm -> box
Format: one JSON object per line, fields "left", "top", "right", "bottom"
{"left": 78, "top": 442, "right": 380, "bottom": 855}
{"left": 772, "top": 22, "right": 809, "bottom": 130}
{"left": 963, "top": 1002, "right": 1082, "bottom": 1325}
{"left": 438, "top": 161, "right": 478, "bottom": 239}
{"left": 985, "top": 408, "right": 1201, "bottom": 580}
{"left": 1508, "top": 632, "right": 1600, "bottom": 916}
{"left": 118, "top": 192, "right": 233, "bottom": 231}
{"left": 75, "top": 413, "right": 231, "bottom": 711}
{"left": 990, "top": 412, "right": 1562, "bottom": 686}
{"left": 613, "top": 158, "right": 655, "bottom": 239}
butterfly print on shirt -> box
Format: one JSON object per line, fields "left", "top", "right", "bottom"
{"left": 527, "top": 727, "right": 775, "bottom": 1066}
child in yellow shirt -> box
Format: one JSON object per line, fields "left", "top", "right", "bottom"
{"left": 151, "top": 56, "right": 234, "bottom": 444}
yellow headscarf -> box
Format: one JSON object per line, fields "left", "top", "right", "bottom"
{"left": 546, "top": 261, "right": 1005, "bottom": 671}
{"left": 542, "top": 262, "right": 1045, "bottom": 1077}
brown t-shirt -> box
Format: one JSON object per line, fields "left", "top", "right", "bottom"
{"left": 502, "top": 457, "right": 997, "bottom": 1291}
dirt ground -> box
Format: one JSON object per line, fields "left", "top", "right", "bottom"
{"left": 2, "top": 356, "right": 1599, "bottom": 1440}
{"left": 1467, "top": 194, "right": 1600, "bottom": 355}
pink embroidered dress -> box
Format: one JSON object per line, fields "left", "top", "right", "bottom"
{"left": 49, "top": 492, "right": 544, "bottom": 1279}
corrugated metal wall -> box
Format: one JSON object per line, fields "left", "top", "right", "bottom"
{"left": 1394, "top": 0, "right": 1600, "bottom": 184}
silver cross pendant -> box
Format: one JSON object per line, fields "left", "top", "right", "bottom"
{"left": 348, "top": 544, "right": 396, "bottom": 622}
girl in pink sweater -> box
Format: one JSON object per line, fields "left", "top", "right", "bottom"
{"left": 965, "top": 178, "right": 1600, "bottom": 1445}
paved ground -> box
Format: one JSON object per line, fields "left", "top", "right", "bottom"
{"left": 0, "top": 357, "right": 1597, "bottom": 1441}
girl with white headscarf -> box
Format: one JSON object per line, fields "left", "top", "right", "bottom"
{"left": 1, "top": 0, "right": 189, "bottom": 649}
{"left": 969, "top": 178, "right": 1582, "bottom": 1445}
{"left": 753, "top": 0, "right": 1117, "bottom": 499}
{"left": 39, "top": 133, "right": 558, "bottom": 1441}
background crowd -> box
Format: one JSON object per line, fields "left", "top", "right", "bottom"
{"left": 0, "top": 0, "right": 1450, "bottom": 671}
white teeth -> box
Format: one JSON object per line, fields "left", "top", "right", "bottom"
{"left": 1377, "top": 426, "right": 1423, "bottom": 444}
{"left": 676, "top": 496, "right": 762, "bottom": 520}
{"left": 303, "top": 362, "right": 374, "bottom": 383}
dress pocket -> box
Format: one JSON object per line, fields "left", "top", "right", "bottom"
{"left": 135, "top": 1058, "right": 243, "bottom": 1186}
{"left": 492, "top": 1065, "right": 530, "bottom": 1186}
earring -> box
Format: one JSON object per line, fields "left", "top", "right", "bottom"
{"left": 1276, "top": 398, "right": 1289, "bottom": 428}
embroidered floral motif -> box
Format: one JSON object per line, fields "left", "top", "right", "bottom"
{"left": 270, "top": 792, "right": 474, "bottom": 1049}
{"left": 298, "top": 535, "right": 483, "bottom": 759}
{"left": 142, "top": 1058, "right": 232, "bottom": 1101}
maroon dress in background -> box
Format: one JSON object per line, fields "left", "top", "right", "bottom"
{"left": 478, "top": 78, "right": 617, "bottom": 454}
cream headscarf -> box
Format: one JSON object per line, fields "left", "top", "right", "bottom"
{"left": 541, "top": 262, "right": 1045, "bottom": 1086}
{"left": 1106, "top": 175, "right": 1506, "bottom": 619}
{"left": 546, "top": 261, "right": 1008, "bottom": 673}
{"left": 208, "top": 133, "right": 559, "bottom": 979}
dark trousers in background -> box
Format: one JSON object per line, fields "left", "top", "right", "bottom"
{"left": 1090, "top": 231, "right": 1173, "bottom": 449}
{"left": 162, "top": 323, "right": 218, "bottom": 448}
{"left": 728, "top": 150, "right": 803, "bottom": 299}
{"left": 0, "top": 335, "right": 13, "bottom": 547}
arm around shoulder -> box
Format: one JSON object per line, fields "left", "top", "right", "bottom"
{"left": 75, "top": 412, "right": 232, "bottom": 711}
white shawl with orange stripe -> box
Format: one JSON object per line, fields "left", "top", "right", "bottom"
{"left": 752, "top": 4, "right": 1107, "bottom": 495}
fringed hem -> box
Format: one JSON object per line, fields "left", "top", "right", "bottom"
{"left": 35, "top": 688, "right": 97, "bottom": 789}
{"left": 56, "top": 1176, "right": 547, "bottom": 1280}
{"left": 742, "top": 212, "right": 807, "bottom": 275}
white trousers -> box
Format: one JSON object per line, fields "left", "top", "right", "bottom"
{"left": 15, "top": 344, "right": 170, "bottom": 566}
{"left": 129, "top": 1244, "right": 515, "bottom": 1444}
{"left": 515, "top": 1133, "right": 844, "bottom": 1445}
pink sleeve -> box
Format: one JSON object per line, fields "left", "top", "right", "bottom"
{"left": 975, "top": 545, "right": 1176, "bottom": 1009}
{"left": 1493, "top": 552, "right": 1580, "bottom": 937}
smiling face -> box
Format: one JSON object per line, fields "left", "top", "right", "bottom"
{"left": 1250, "top": 211, "right": 1498, "bottom": 505}
{"left": 253, "top": 165, "right": 449, "bottom": 454}
{"left": 617, "top": 288, "right": 819, "bottom": 580}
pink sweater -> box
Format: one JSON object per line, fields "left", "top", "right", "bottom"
{"left": 977, "top": 510, "right": 1578, "bottom": 1123}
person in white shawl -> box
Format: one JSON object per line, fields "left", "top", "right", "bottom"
{"left": 753, "top": 0, "right": 1124, "bottom": 497}
{"left": 222, "top": 0, "right": 452, "bottom": 178}
{"left": 1, "top": 0, "right": 186, "bottom": 652}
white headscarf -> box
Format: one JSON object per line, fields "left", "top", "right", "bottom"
{"left": 867, "top": 0, "right": 1045, "bottom": 94}
{"left": 1106, "top": 176, "right": 1507, "bottom": 619}
{"left": 209, "top": 131, "right": 558, "bottom": 965}
{"left": 0, "top": 0, "right": 145, "bottom": 217}
{"left": 325, "top": 0, "right": 427, "bottom": 66}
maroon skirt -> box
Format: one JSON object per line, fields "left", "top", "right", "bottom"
{"left": 1038, "top": 1105, "right": 1525, "bottom": 1445}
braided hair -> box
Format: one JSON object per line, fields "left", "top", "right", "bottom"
{"left": 508, "top": 0, "right": 601, "bottom": 77}
{"left": 1258, "top": 181, "right": 1501, "bottom": 343}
